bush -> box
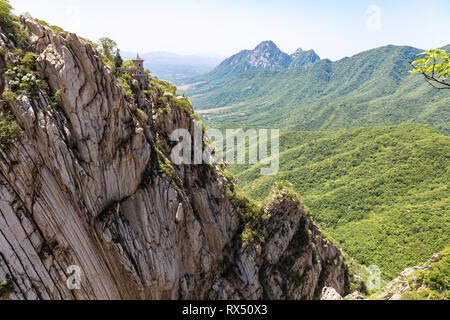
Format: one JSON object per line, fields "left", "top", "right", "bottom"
{"left": 35, "top": 18, "right": 49, "bottom": 27}
{"left": 0, "top": 117, "right": 21, "bottom": 149}
{"left": 0, "top": 279, "right": 13, "bottom": 297}
{"left": 400, "top": 289, "right": 429, "bottom": 300}
{"left": 4, "top": 50, "right": 42, "bottom": 97}
{"left": 175, "top": 97, "right": 193, "bottom": 114}
{"left": 122, "top": 60, "right": 134, "bottom": 70}
{"left": 226, "top": 182, "right": 269, "bottom": 246}
{"left": 50, "top": 89, "right": 62, "bottom": 109}
{"left": 121, "top": 73, "right": 133, "bottom": 81}
{"left": 154, "top": 77, "right": 177, "bottom": 95}
{"left": 2, "top": 91, "right": 16, "bottom": 103}
{"left": 101, "top": 53, "right": 114, "bottom": 69}
{"left": 124, "top": 89, "right": 133, "bottom": 100}
{"left": 118, "top": 78, "right": 134, "bottom": 101}
{"left": 21, "top": 52, "right": 37, "bottom": 69}
{"left": 49, "top": 25, "right": 66, "bottom": 35}
{"left": 136, "top": 108, "right": 149, "bottom": 121}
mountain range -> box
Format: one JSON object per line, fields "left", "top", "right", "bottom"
{"left": 180, "top": 40, "right": 320, "bottom": 85}
{"left": 184, "top": 42, "right": 450, "bottom": 135}
{"left": 211, "top": 40, "right": 319, "bottom": 79}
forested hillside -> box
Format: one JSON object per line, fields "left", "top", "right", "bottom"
{"left": 232, "top": 124, "right": 450, "bottom": 278}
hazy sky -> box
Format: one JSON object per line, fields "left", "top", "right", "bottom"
{"left": 10, "top": 0, "right": 450, "bottom": 61}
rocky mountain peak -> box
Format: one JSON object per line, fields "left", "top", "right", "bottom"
{"left": 247, "top": 41, "right": 291, "bottom": 69}
{"left": 290, "top": 48, "right": 320, "bottom": 67}
{"left": 212, "top": 41, "right": 319, "bottom": 76}
{"left": 291, "top": 48, "right": 305, "bottom": 59}
{"left": 253, "top": 40, "right": 279, "bottom": 52}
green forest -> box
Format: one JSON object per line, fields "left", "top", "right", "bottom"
{"left": 230, "top": 124, "right": 449, "bottom": 278}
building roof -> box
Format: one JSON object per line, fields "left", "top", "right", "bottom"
{"left": 133, "top": 54, "right": 144, "bottom": 62}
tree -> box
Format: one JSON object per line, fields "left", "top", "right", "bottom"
{"left": 0, "top": 0, "right": 14, "bottom": 34}
{"left": 98, "top": 37, "right": 118, "bottom": 61}
{"left": 410, "top": 49, "right": 450, "bottom": 90}
{"left": 98, "top": 37, "right": 125, "bottom": 72}
{"left": 114, "top": 50, "right": 123, "bottom": 70}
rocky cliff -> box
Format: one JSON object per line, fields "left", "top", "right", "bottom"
{"left": 0, "top": 18, "right": 347, "bottom": 300}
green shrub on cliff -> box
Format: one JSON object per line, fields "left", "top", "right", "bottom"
{"left": 0, "top": 114, "right": 21, "bottom": 149}
{"left": 4, "top": 50, "right": 42, "bottom": 97}
{"left": 0, "top": 92, "right": 22, "bottom": 149}
{"left": 0, "top": 279, "right": 13, "bottom": 297}
{"left": 1, "top": 90, "right": 15, "bottom": 103}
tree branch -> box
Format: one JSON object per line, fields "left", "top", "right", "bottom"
{"left": 410, "top": 62, "right": 450, "bottom": 90}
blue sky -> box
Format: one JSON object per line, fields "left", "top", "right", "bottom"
{"left": 10, "top": 0, "right": 450, "bottom": 60}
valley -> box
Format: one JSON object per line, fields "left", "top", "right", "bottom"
{"left": 231, "top": 124, "right": 450, "bottom": 278}
{"left": 182, "top": 41, "right": 450, "bottom": 281}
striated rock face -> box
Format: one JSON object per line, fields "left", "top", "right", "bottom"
{"left": 0, "top": 18, "right": 347, "bottom": 300}
{"left": 209, "top": 188, "right": 347, "bottom": 300}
